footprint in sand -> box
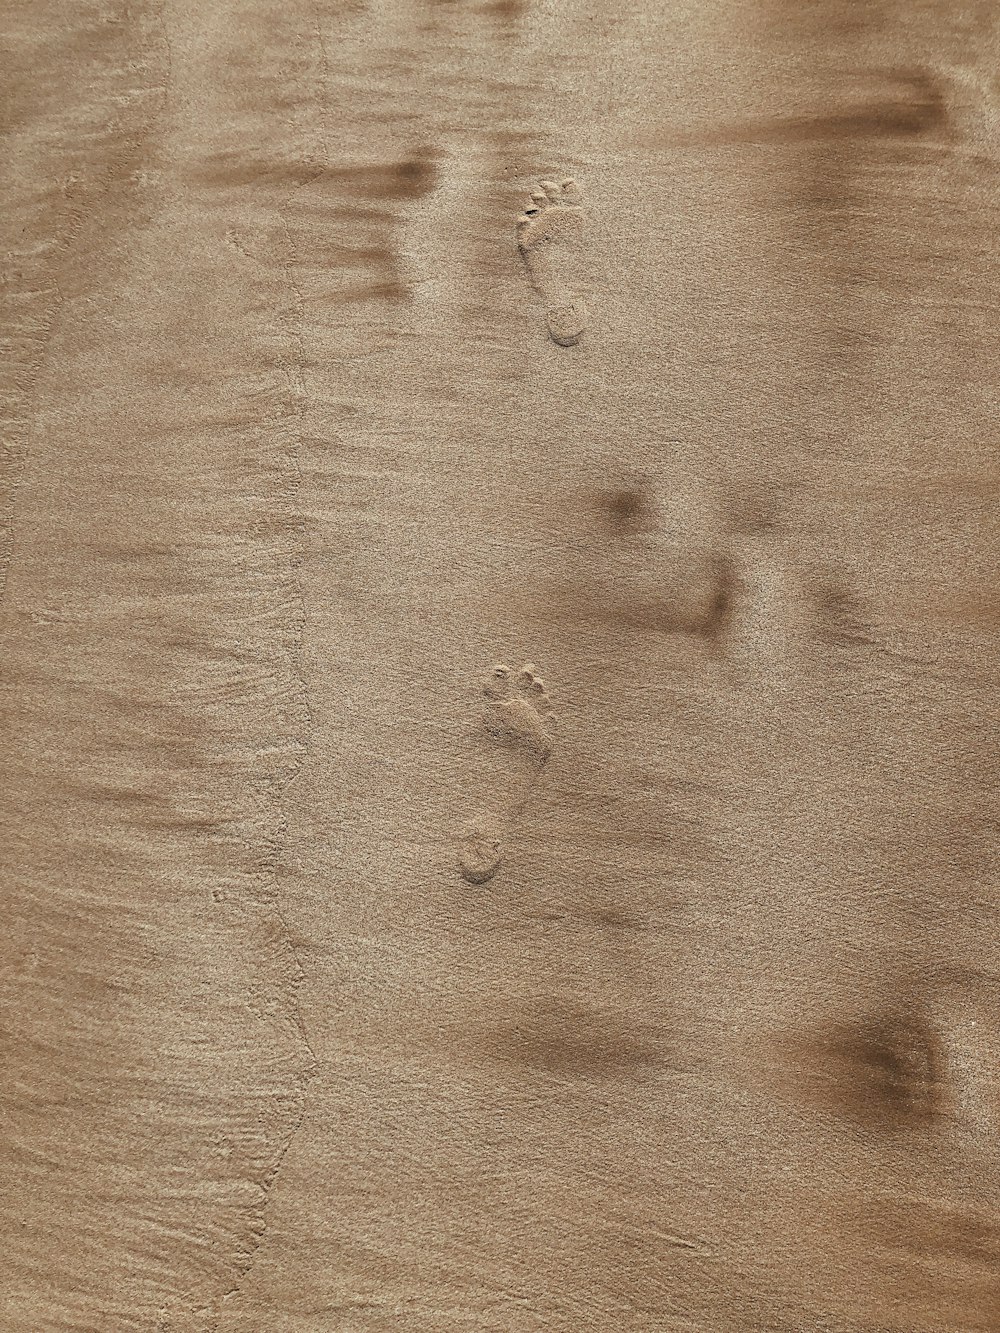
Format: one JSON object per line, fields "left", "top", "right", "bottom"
{"left": 517, "top": 178, "right": 587, "bottom": 347}
{"left": 458, "top": 663, "right": 555, "bottom": 886}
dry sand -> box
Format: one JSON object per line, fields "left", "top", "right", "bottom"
{"left": 2, "top": 0, "right": 999, "bottom": 1329}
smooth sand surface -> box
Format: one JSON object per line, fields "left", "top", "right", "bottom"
{"left": 3, "top": 1, "right": 999, "bottom": 1329}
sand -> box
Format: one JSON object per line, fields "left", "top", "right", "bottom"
{"left": 2, "top": 0, "right": 999, "bottom": 1329}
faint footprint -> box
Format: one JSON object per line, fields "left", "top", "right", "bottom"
{"left": 458, "top": 663, "right": 555, "bottom": 885}
{"left": 517, "top": 178, "right": 587, "bottom": 347}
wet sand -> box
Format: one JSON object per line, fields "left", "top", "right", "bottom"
{"left": 2, "top": 1, "right": 999, "bottom": 1329}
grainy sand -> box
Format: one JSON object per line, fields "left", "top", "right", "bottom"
{"left": 2, "top": 1, "right": 999, "bottom": 1329}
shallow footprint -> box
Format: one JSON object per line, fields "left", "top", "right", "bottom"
{"left": 483, "top": 661, "right": 555, "bottom": 761}
{"left": 517, "top": 178, "right": 587, "bottom": 347}
{"left": 457, "top": 663, "right": 555, "bottom": 886}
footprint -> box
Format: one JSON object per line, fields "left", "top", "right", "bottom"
{"left": 482, "top": 661, "right": 555, "bottom": 761}
{"left": 458, "top": 663, "right": 555, "bottom": 886}
{"left": 517, "top": 178, "right": 587, "bottom": 347}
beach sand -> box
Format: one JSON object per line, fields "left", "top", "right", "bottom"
{"left": 2, "top": 1, "right": 999, "bottom": 1328}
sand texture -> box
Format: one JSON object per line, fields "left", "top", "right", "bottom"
{"left": 2, "top": 0, "right": 1000, "bottom": 1329}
